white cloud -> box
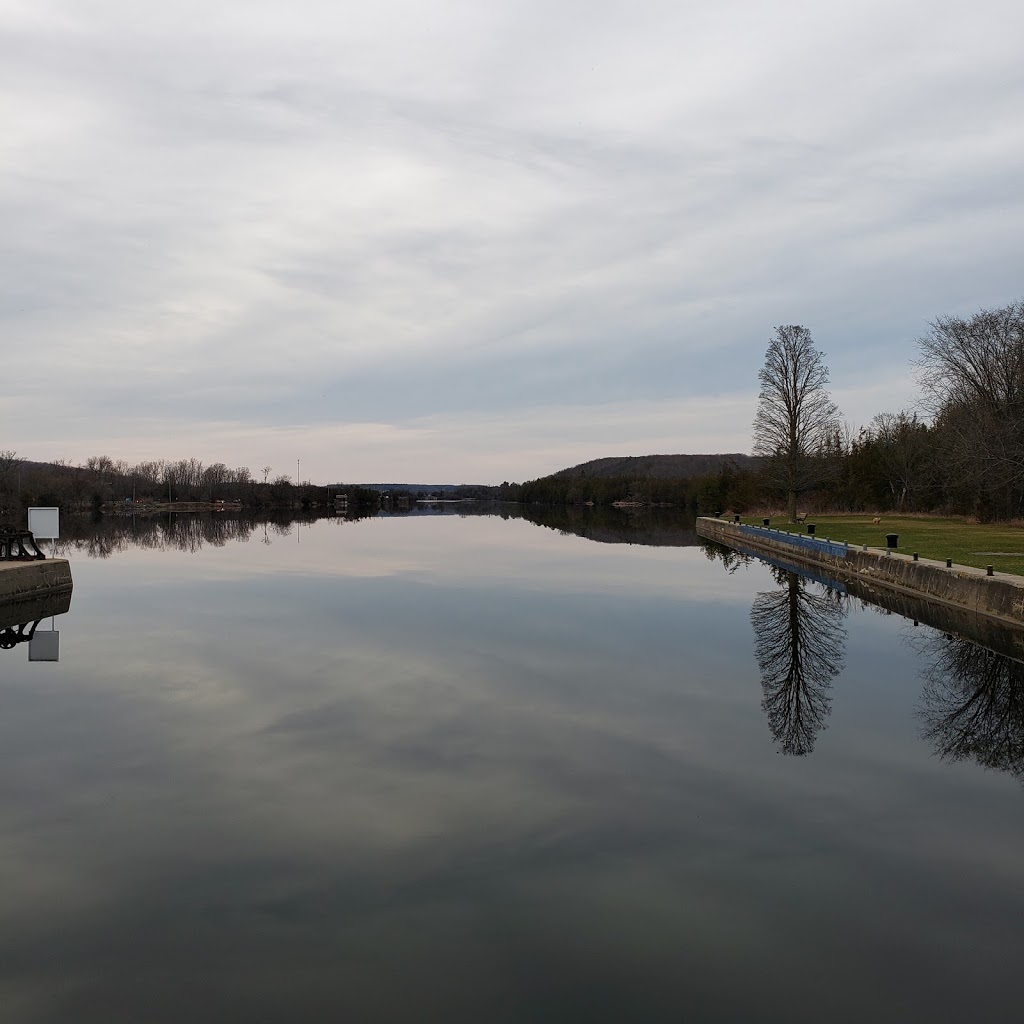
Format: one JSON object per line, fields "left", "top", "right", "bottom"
{"left": 2, "top": 0, "right": 1022, "bottom": 479}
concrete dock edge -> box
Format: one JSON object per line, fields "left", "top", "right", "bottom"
{"left": 696, "top": 517, "right": 1024, "bottom": 627}
{"left": 0, "top": 559, "right": 74, "bottom": 603}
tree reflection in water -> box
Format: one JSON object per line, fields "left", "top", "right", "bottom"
{"left": 698, "top": 538, "right": 753, "bottom": 574}
{"left": 704, "top": 536, "right": 1024, "bottom": 774}
{"left": 53, "top": 511, "right": 356, "bottom": 559}
{"left": 913, "top": 631, "right": 1024, "bottom": 780}
{"left": 751, "top": 568, "right": 848, "bottom": 756}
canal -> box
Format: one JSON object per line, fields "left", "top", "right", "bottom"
{"left": 2, "top": 509, "right": 1022, "bottom": 1022}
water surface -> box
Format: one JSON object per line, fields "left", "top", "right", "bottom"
{"left": 2, "top": 511, "right": 1022, "bottom": 1022}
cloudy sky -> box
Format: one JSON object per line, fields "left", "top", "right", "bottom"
{"left": 2, "top": 0, "right": 1022, "bottom": 483}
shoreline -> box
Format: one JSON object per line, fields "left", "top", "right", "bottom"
{"left": 697, "top": 516, "right": 1024, "bottom": 628}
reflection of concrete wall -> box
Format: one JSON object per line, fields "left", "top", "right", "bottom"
{"left": 0, "top": 559, "right": 73, "bottom": 606}
{"left": 846, "top": 578, "right": 1024, "bottom": 662}
{"left": 744, "top": 544, "right": 1024, "bottom": 659}
{"left": 0, "top": 588, "right": 73, "bottom": 630}
{"left": 697, "top": 518, "right": 1024, "bottom": 628}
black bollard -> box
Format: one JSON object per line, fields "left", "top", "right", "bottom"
{"left": 946, "top": 558, "right": 952, "bottom": 568}
{"left": 913, "top": 552, "right": 919, "bottom": 561}
{"left": 987, "top": 565, "right": 994, "bottom": 576}
{"left": 762, "top": 518, "right": 770, "bottom": 527}
{"left": 807, "top": 524, "right": 815, "bottom": 535}
{"left": 886, "top": 533, "right": 898, "bottom": 549}
{"left": 734, "top": 514, "right": 740, "bottom": 523}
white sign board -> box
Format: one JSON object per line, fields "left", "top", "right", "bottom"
{"left": 29, "top": 631, "right": 60, "bottom": 662}
{"left": 28, "top": 507, "right": 60, "bottom": 540}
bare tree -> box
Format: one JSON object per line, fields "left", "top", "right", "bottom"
{"left": 0, "top": 450, "right": 22, "bottom": 507}
{"left": 753, "top": 325, "right": 840, "bottom": 521}
{"left": 915, "top": 300, "right": 1024, "bottom": 519}
{"left": 85, "top": 454, "right": 114, "bottom": 479}
{"left": 262, "top": 465, "right": 273, "bottom": 485}
{"left": 231, "top": 466, "right": 252, "bottom": 502}
{"left": 0, "top": 449, "right": 22, "bottom": 480}
{"left": 202, "top": 462, "right": 230, "bottom": 501}
{"left": 870, "top": 410, "right": 930, "bottom": 511}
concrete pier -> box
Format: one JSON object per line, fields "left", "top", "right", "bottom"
{"left": 0, "top": 559, "right": 73, "bottom": 604}
{"left": 697, "top": 517, "right": 1024, "bottom": 627}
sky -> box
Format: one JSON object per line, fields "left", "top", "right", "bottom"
{"left": 2, "top": 0, "right": 1022, "bottom": 484}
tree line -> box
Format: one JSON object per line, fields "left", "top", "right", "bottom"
{"left": 512, "top": 298, "right": 1024, "bottom": 522}
{"left": 747, "top": 298, "right": 1024, "bottom": 521}
{"left": 0, "top": 454, "right": 380, "bottom": 515}
{"left": 3, "top": 298, "right": 1019, "bottom": 521}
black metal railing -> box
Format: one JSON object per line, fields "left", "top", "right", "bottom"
{"left": 0, "top": 525, "right": 46, "bottom": 561}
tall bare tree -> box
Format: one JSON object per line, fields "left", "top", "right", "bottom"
{"left": 753, "top": 325, "right": 840, "bottom": 521}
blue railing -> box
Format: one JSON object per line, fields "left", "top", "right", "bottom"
{"left": 734, "top": 523, "right": 849, "bottom": 560}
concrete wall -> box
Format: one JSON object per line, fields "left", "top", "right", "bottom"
{"left": 696, "top": 517, "right": 1024, "bottom": 627}
{"left": 0, "top": 559, "right": 73, "bottom": 605}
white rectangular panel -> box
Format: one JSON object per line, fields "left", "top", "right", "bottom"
{"left": 28, "top": 507, "right": 60, "bottom": 540}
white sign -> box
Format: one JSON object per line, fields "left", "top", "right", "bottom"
{"left": 28, "top": 507, "right": 60, "bottom": 540}
{"left": 29, "top": 631, "right": 60, "bottom": 662}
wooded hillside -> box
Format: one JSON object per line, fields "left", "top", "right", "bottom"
{"left": 550, "top": 453, "right": 759, "bottom": 480}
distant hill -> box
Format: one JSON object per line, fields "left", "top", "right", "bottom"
{"left": 549, "top": 453, "right": 759, "bottom": 481}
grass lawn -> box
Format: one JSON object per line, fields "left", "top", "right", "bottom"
{"left": 735, "top": 514, "right": 1024, "bottom": 576}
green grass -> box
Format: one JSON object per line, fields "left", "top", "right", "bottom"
{"left": 735, "top": 514, "right": 1024, "bottom": 576}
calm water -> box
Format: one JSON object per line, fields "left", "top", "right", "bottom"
{"left": 2, "top": 510, "right": 1023, "bottom": 1023}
